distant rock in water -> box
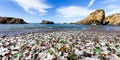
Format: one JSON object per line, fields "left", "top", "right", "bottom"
{"left": 75, "top": 9, "right": 105, "bottom": 25}
{"left": 0, "top": 16, "right": 27, "bottom": 24}
{"left": 103, "top": 13, "right": 120, "bottom": 25}
{"left": 41, "top": 20, "right": 54, "bottom": 24}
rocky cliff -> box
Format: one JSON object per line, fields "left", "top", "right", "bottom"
{"left": 75, "top": 9, "right": 105, "bottom": 25}
{"left": 0, "top": 16, "right": 27, "bottom": 24}
{"left": 103, "top": 13, "right": 120, "bottom": 25}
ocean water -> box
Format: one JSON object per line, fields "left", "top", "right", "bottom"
{"left": 0, "top": 23, "right": 120, "bottom": 36}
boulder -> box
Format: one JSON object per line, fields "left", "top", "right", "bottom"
{"left": 103, "top": 13, "right": 120, "bottom": 25}
{"left": 0, "top": 16, "right": 27, "bottom": 24}
{"left": 41, "top": 20, "right": 54, "bottom": 24}
{"left": 75, "top": 9, "right": 105, "bottom": 25}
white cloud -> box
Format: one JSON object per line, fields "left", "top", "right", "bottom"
{"left": 57, "top": 6, "right": 94, "bottom": 18}
{"left": 105, "top": 4, "right": 120, "bottom": 16}
{"left": 88, "top": 0, "right": 95, "bottom": 8}
{"left": 106, "top": 5, "right": 120, "bottom": 9}
{"left": 9, "top": 0, "right": 52, "bottom": 14}
{"left": 106, "top": 8, "right": 120, "bottom": 16}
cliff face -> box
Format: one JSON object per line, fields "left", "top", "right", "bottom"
{"left": 75, "top": 9, "right": 105, "bottom": 25}
{"left": 0, "top": 17, "right": 27, "bottom": 24}
{"left": 104, "top": 13, "right": 120, "bottom": 25}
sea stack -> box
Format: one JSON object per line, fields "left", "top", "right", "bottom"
{"left": 75, "top": 9, "right": 105, "bottom": 25}
{"left": 41, "top": 20, "right": 54, "bottom": 24}
{"left": 0, "top": 16, "right": 27, "bottom": 24}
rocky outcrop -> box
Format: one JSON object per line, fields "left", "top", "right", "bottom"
{"left": 0, "top": 16, "right": 27, "bottom": 24}
{"left": 75, "top": 9, "right": 105, "bottom": 25}
{"left": 103, "top": 13, "right": 120, "bottom": 25}
{"left": 41, "top": 20, "right": 54, "bottom": 24}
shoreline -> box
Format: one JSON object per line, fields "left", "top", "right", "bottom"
{"left": 1, "top": 29, "right": 120, "bottom": 38}
{"left": 0, "top": 30, "right": 120, "bottom": 60}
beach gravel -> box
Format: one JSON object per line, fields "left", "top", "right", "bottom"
{"left": 0, "top": 30, "right": 120, "bottom": 60}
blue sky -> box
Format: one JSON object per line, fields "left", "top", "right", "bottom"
{"left": 0, "top": 0, "right": 120, "bottom": 23}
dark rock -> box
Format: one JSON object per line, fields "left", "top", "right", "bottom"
{"left": 1, "top": 35, "right": 6, "bottom": 38}
{"left": 116, "top": 53, "right": 120, "bottom": 57}
{"left": 63, "top": 23, "right": 68, "bottom": 24}
{"left": 0, "top": 16, "right": 27, "bottom": 24}
{"left": 107, "top": 47, "right": 112, "bottom": 51}
{"left": 83, "top": 52, "right": 91, "bottom": 57}
{"left": 41, "top": 20, "right": 54, "bottom": 24}
{"left": 70, "top": 23, "right": 75, "bottom": 24}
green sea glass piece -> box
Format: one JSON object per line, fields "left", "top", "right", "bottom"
{"left": 48, "top": 49, "right": 53, "bottom": 55}
{"left": 13, "top": 53, "right": 19, "bottom": 57}
{"left": 94, "top": 47, "right": 101, "bottom": 54}
{"left": 69, "top": 54, "right": 76, "bottom": 60}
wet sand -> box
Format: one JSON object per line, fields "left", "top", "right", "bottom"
{"left": 0, "top": 30, "right": 120, "bottom": 60}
